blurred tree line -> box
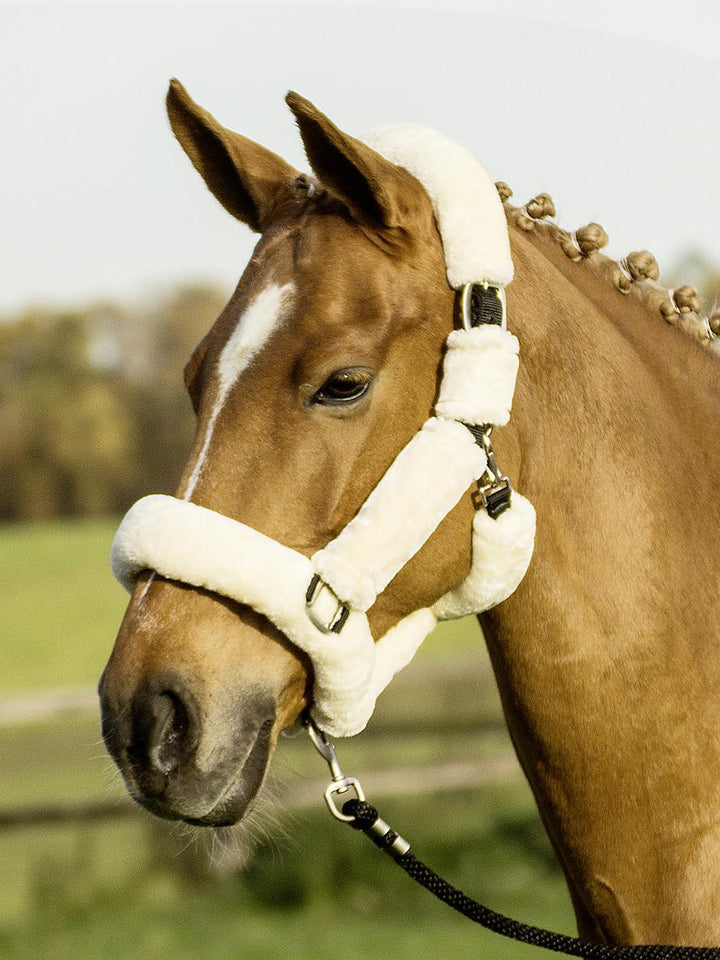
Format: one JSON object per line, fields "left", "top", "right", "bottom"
{"left": 0, "top": 283, "right": 227, "bottom": 521}
{"left": 1, "top": 251, "right": 717, "bottom": 524}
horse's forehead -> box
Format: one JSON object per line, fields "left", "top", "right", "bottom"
{"left": 295, "top": 222, "right": 420, "bottom": 322}
{"left": 211, "top": 208, "right": 435, "bottom": 376}
{"left": 297, "top": 213, "right": 402, "bottom": 279}
{"left": 242, "top": 220, "right": 395, "bottom": 328}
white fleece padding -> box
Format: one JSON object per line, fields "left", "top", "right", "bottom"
{"left": 110, "top": 487, "right": 536, "bottom": 732}
{"left": 433, "top": 493, "right": 536, "bottom": 620}
{"left": 363, "top": 124, "right": 513, "bottom": 289}
{"left": 372, "top": 606, "right": 439, "bottom": 694}
{"left": 111, "top": 495, "right": 377, "bottom": 736}
{"left": 311, "top": 417, "right": 486, "bottom": 612}
{"left": 436, "top": 327, "right": 520, "bottom": 428}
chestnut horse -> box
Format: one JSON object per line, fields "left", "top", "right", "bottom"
{"left": 100, "top": 80, "right": 720, "bottom": 946}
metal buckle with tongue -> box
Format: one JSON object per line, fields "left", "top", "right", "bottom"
{"left": 305, "top": 573, "right": 351, "bottom": 634}
{"left": 465, "top": 424, "right": 513, "bottom": 519}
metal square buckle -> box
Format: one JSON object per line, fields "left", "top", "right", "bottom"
{"left": 305, "top": 574, "right": 351, "bottom": 635}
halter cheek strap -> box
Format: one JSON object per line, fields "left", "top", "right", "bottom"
{"left": 110, "top": 124, "right": 537, "bottom": 738}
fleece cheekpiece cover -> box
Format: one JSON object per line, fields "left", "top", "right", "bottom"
{"left": 109, "top": 122, "right": 536, "bottom": 737}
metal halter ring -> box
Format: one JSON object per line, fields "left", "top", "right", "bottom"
{"left": 305, "top": 573, "right": 351, "bottom": 634}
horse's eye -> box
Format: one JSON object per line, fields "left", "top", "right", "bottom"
{"left": 313, "top": 368, "right": 373, "bottom": 406}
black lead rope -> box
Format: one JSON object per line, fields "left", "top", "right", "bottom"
{"left": 304, "top": 719, "right": 720, "bottom": 960}
{"left": 341, "top": 797, "right": 720, "bottom": 960}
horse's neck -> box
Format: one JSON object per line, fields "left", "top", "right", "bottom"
{"left": 479, "top": 225, "right": 720, "bottom": 940}
{"left": 503, "top": 224, "right": 720, "bottom": 551}
{"left": 490, "top": 222, "right": 720, "bottom": 717}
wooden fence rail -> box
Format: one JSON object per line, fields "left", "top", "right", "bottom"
{"left": 0, "top": 755, "right": 521, "bottom": 831}
{"left": 0, "top": 654, "right": 516, "bottom": 832}
{"left": 0, "top": 686, "right": 97, "bottom": 726}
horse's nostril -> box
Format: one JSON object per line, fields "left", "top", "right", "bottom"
{"left": 129, "top": 677, "right": 200, "bottom": 779}
{"left": 150, "top": 691, "right": 189, "bottom": 774}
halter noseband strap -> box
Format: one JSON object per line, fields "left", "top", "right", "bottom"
{"left": 110, "top": 125, "right": 536, "bottom": 738}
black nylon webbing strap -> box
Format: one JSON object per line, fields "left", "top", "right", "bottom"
{"left": 468, "top": 283, "right": 504, "bottom": 327}
{"left": 341, "top": 799, "right": 720, "bottom": 960}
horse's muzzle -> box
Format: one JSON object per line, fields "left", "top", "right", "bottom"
{"left": 99, "top": 670, "right": 275, "bottom": 826}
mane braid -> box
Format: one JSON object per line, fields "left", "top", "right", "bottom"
{"left": 497, "top": 185, "right": 720, "bottom": 357}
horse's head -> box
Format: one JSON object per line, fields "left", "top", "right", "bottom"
{"left": 99, "top": 82, "right": 480, "bottom": 826}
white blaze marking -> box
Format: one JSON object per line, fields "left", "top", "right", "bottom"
{"left": 181, "top": 282, "right": 294, "bottom": 500}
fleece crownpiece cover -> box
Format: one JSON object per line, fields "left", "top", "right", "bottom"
{"left": 364, "top": 124, "right": 514, "bottom": 289}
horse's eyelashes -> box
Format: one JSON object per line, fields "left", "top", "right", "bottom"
{"left": 312, "top": 368, "right": 374, "bottom": 406}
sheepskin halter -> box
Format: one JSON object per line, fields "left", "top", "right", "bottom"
{"left": 111, "top": 125, "right": 537, "bottom": 738}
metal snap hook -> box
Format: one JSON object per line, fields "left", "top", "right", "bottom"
{"left": 304, "top": 714, "right": 367, "bottom": 822}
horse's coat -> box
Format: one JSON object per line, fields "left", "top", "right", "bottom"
{"left": 100, "top": 80, "right": 720, "bottom": 946}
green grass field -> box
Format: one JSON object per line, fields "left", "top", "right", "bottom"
{"left": 0, "top": 518, "right": 128, "bottom": 692}
{"left": 1, "top": 781, "right": 575, "bottom": 960}
{"left": 0, "top": 520, "right": 575, "bottom": 960}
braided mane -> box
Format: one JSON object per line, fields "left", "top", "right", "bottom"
{"left": 496, "top": 183, "right": 720, "bottom": 356}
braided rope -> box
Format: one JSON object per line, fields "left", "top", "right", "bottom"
{"left": 342, "top": 799, "right": 720, "bottom": 959}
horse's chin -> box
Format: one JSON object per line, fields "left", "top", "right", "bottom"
{"left": 127, "top": 750, "right": 270, "bottom": 827}
{"left": 129, "top": 772, "right": 265, "bottom": 827}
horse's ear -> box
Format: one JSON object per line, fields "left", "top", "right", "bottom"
{"left": 285, "top": 92, "right": 411, "bottom": 229}
{"left": 166, "top": 79, "right": 299, "bottom": 232}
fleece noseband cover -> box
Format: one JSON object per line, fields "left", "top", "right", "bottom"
{"left": 110, "top": 124, "right": 536, "bottom": 737}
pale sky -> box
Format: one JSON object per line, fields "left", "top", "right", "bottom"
{"left": 2, "top": 0, "right": 719, "bottom": 313}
